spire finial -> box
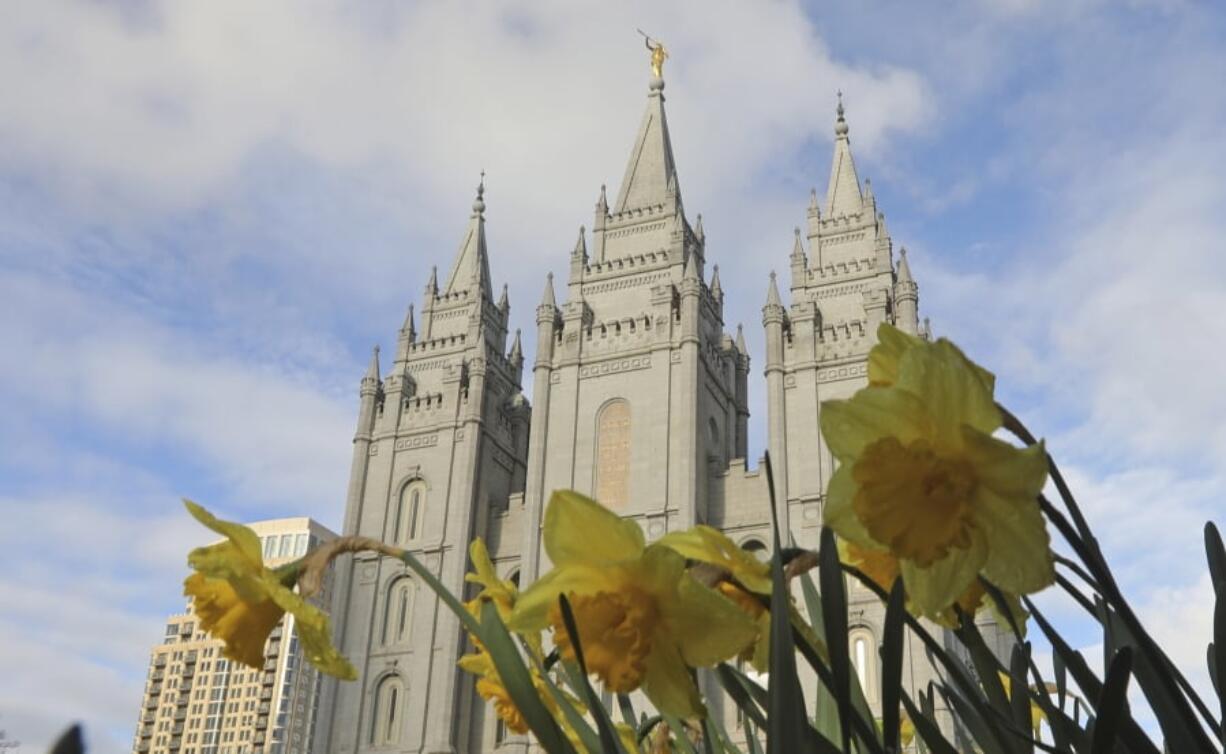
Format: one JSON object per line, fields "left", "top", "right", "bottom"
{"left": 472, "top": 170, "right": 486, "bottom": 215}
{"left": 835, "top": 91, "right": 849, "bottom": 137}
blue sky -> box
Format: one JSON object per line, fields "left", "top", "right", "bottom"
{"left": 2, "top": 1, "right": 1224, "bottom": 751}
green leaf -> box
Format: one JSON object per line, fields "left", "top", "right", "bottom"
{"left": 1206, "top": 523, "right": 1225, "bottom": 599}
{"left": 665, "top": 713, "right": 700, "bottom": 754}
{"left": 879, "top": 578, "right": 905, "bottom": 754}
{"left": 531, "top": 657, "right": 605, "bottom": 754}
{"left": 1216, "top": 594, "right": 1226, "bottom": 748}
{"left": 762, "top": 452, "right": 822, "bottom": 754}
{"left": 818, "top": 527, "right": 852, "bottom": 753}
{"left": 49, "top": 725, "right": 84, "bottom": 754}
{"left": 900, "top": 691, "right": 958, "bottom": 754}
{"left": 1009, "top": 643, "right": 1034, "bottom": 754}
{"left": 715, "top": 663, "right": 768, "bottom": 732}
{"left": 617, "top": 693, "right": 637, "bottom": 729}
{"left": 478, "top": 601, "right": 578, "bottom": 754}
{"left": 1089, "top": 647, "right": 1133, "bottom": 754}
{"left": 556, "top": 594, "right": 628, "bottom": 754}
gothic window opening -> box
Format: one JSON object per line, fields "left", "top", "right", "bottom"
{"left": 849, "top": 627, "right": 877, "bottom": 704}
{"left": 370, "top": 676, "right": 404, "bottom": 746}
{"left": 741, "top": 539, "right": 769, "bottom": 563}
{"left": 381, "top": 579, "right": 414, "bottom": 646}
{"left": 595, "top": 399, "right": 631, "bottom": 510}
{"left": 394, "top": 481, "right": 427, "bottom": 543}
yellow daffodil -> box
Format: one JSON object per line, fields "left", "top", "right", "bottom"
{"left": 821, "top": 324, "right": 1053, "bottom": 617}
{"left": 466, "top": 538, "right": 517, "bottom": 622}
{"left": 182, "top": 500, "right": 356, "bottom": 680}
{"left": 508, "top": 491, "right": 756, "bottom": 718}
{"left": 458, "top": 649, "right": 532, "bottom": 735}
{"left": 657, "top": 525, "right": 773, "bottom": 670}
{"left": 839, "top": 538, "right": 1028, "bottom": 633}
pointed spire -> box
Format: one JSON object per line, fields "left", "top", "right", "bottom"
{"left": 540, "top": 272, "right": 557, "bottom": 308}
{"left": 896, "top": 247, "right": 914, "bottom": 283}
{"left": 572, "top": 226, "right": 588, "bottom": 260}
{"left": 426, "top": 265, "right": 438, "bottom": 296}
{"left": 791, "top": 227, "right": 805, "bottom": 259}
{"left": 825, "top": 91, "right": 863, "bottom": 217}
{"left": 401, "top": 303, "right": 416, "bottom": 339}
{"left": 710, "top": 264, "right": 723, "bottom": 296}
{"left": 808, "top": 187, "right": 819, "bottom": 215}
{"left": 736, "top": 323, "right": 747, "bottom": 353}
{"left": 612, "top": 76, "right": 680, "bottom": 214}
{"left": 766, "top": 271, "right": 782, "bottom": 307}
{"left": 364, "top": 345, "right": 381, "bottom": 382}
{"left": 497, "top": 284, "right": 509, "bottom": 313}
{"left": 596, "top": 184, "right": 608, "bottom": 213}
{"left": 509, "top": 328, "right": 523, "bottom": 361}
{"left": 683, "top": 250, "right": 700, "bottom": 282}
{"left": 695, "top": 213, "right": 705, "bottom": 242}
{"left": 443, "top": 176, "right": 493, "bottom": 299}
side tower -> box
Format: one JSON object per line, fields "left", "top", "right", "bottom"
{"left": 763, "top": 96, "right": 923, "bottom": 543}
{"left": 518, "top": 72, "right": 749, "bottom": 581}
{"left": 327, "top": 183, "right": 530, "bottom": 754}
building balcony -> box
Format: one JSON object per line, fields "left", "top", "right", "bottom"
{"left": 151, "top": 670, "right": 164, "bottom": 681}
{"left": 143, "top": 696, "right": 158, "bottom": 710}
{"left": 253, "top": 733, "right": 265, "bottom": 745}
{"left": 255, "top": 717, "right": 268, "bottom": 730}
{"left": 261, "top": 672, "right": 275, "bottom": 686}
{"left": 260, "top": 688, "right": 273, "bottom": 701}
{"left": 176, "top": 694, "right": 189, "bottom": 707}
{"left": 263, "top": 658, "right": 277, "bottom": 671}
{"left": 168, "top": 738, "right": 181, "bottom": 751}
{"left": 174, "top": 709, "right": 186, "bottom": 722}
{"left": 136, "top": 742, "right": 150, "bottom": 753}
{"left": 154, "top": 655, "right": 167, "bottom": 667}
{"left": 141, "top": 712, "right": 155, "bottom": 724}
{"left": 185, "top": 651, "right": 197, "bottom": 663}
{"left": 139, "top": 726, "right": 153, "bottom": 738}
{"left": 171, "top": 723, "right": 183, "bottom": 735}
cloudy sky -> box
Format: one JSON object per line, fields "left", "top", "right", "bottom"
{"left": 2, "top": 1, "right": 1224, "bottom": 751}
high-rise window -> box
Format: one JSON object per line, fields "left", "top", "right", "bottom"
{"left": 595, "top": 399, "right": 631, "bottom": 510}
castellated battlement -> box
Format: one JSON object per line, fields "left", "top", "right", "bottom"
{"left": 408, "top": 333, "right": 467, "bottom": 353}
{"left": 804, "top": 254, "right": 880, "bottom": 281}
{"left": 583, "top": 249, "right": 670, "bottom": 277}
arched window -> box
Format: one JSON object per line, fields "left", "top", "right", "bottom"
{"left": 392, "top": 480, "right": 427, "bottom": 543}
{"left": 849, "top": 627, "right": 877, "bottom": 704}
{"left": 594, "top": 400, "right": 631, "bottom": 510}
{"left": 708, "top": 417, "right": 722, "bottom": 460}
{"left": 370, "top": 675, "right": 404, "bottom": 745}
{"left": 741, "top": 539, "right": 769, "bottom": 563}
{"left": 381, "top": 579, "right": 414, "bottom": 645}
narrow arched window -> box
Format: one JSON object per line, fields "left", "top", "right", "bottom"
{"left": 849, "top": 628, "right": 877, "bottom": 704}
{"left": 381, "top": 579, "right": 413, "bottom": 646}
{"left": 394, "top": 481, "right": 427, "bottom": 543}
{"left": 370, "top": 676, "right": 404, "bottom": 745}
{"left": 595, "top": 399, "right": 631, "bottom": 510}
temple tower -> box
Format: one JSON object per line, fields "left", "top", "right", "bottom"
{"left": 326, "top": 181, "right": 530, "bottom": 754}
{"left": 517, "top": 72, "right": 749, "bottom": 581}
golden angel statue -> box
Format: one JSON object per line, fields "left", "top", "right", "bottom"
{"left": 638, "top": 30, "right": 669, "bottom": 77}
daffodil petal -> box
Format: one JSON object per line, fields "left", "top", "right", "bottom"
{"left": 184, "top": 499, "right": 264, "bottom": 567}
{"left": 868, "top": 323, "right": 925, "bottom": 386}
{"left": 822, "top": 465, "right": 878, "bottom": 548}
{"left": 544, "top": 490, "right": 644, "bottom": 566}
{"left": 262, "top": 574, "right": 357, "bottom": 680}
{"left": 820, "top": 388, "right": 930, "bottom": 462}
{"left": 657, "top": 526, "right": 771, "bottom": 594}
{"left": 900, "top": 529, "right": 988, "bottom": 617}
{"left": 642, "top": 640, "right": 704, "bottom": 719}
{"left": 962, "top": 429, "right": 1048, "bottom": 499}
{"left": 893, "top": 342, "right": 1000, "bottom": 443}
{"left": 668, "top": 571, "right": 757, "bottom": 668}
{"left": 975, "top": 485, "right": 1055, "bottom": 596}
{"left": 507, "top": 562, "right": 617, "bottom": 632}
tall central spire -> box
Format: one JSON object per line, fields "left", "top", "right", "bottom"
{"left": 442, "top": 173, "right": 493, "bottom": 299}
{"left": 825, "top": 92, "right": 864, "bottom": 217}
{"left": 612, "top": 77, "right": 680, "bottom": 215}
